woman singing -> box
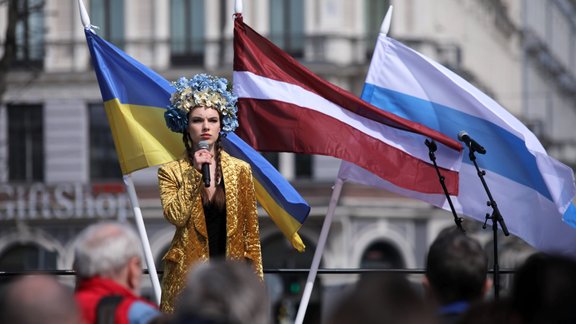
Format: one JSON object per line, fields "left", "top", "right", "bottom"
{"left": 158, "top": 74, "right": 263, "bottom": 313}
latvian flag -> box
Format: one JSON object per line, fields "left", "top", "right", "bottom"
{"left": 232, "top": 14, "right": 463, "bottom": 194}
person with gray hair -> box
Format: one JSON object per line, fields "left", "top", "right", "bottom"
{"left": 0, "top": 274, "right": 83, "bottom": 324}
{"left": 171, "top": 259, "right": 269, "bottom": 324}
{"left": 73, "top": 221, "right": 160, "bottom": 324}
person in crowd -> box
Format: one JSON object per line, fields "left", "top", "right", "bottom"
{"left": 423, "top": 227, "right": 491, "bottom": 324}
{"left": 326, "top": 273, "right": 436, "bottom": 324}
{"left": 0, "top": 274, "right": 83, "bottom": 324}
{"left": 456, "top": 299, "right": 521, "bottom": 324}
{"left": 170, "top": 259, "right": 269, "bottom": 324}
{"left": 510, "top": 252, "right": 576, "bottom": 324}
{"left": 158, "top": 74, "right": 263, "bottom": 313}
{"left": 73, "top": 221, "right": 160, "bottom": 324}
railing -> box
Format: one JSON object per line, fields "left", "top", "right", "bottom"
{"left": 0, "top": 268, "right": 517, "bottom": 277}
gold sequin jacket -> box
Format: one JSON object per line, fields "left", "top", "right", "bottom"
{"left": 157, "top": 151, "right": 263, "bottom": 313}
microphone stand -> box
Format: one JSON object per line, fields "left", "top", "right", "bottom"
{"left": 425, "top": 139, "right": 465, "bottom": 232}
{"left": 466, "top": 143, "right": 509, "bottom": 300}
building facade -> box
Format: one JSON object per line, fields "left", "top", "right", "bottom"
{"left": 0, "top": 0, "right": 574, "bottom": 322}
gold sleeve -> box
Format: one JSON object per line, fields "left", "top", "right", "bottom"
{"left": 240, "top": 164, "right": 264, "bottom": 278}
{"left": 157, "top": 161, "right": 203, "bottom": 227}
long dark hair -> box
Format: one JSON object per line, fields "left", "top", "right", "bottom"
{"left": 182, "top": 111, "right": 226, "bottom": 210}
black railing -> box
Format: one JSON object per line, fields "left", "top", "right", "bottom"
{"left": 0, "top": 268, "right": 516, "bottom": 277}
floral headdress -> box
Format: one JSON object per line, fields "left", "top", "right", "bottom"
{"left": 164, "top": 74, "right": 239, "bottom": 135}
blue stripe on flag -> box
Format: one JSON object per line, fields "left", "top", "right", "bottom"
{"left": 223, "top": 133, "right": 310, "bottom": 223}
{"left": 362, "top": 83, "right": 552, "bottom": 201}
{"left": 564, "top": 203, "right": 576, "bottom": 228}
{"left": 87, "top": 31, "right": 173, "bottom": 107}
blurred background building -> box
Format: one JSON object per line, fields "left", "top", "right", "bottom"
{"left": 0, "top": 0, "right": 574, "bottom": 322}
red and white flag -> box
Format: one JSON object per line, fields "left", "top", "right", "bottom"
{"left": 233, "top": 15, "right": 462, "bottom": 194}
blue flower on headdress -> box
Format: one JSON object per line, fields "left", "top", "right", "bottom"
{"left": 164, "top": 74, "right": 239, "bottom": 136}
{"left": 164, "top": 107, "right": 189, "bottom": 133}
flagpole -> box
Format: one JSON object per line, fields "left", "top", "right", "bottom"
{"left": 77, "top": 0, "right": 92, "bottom": 29}
{"left": 294, "top": 14, "right": 396, "bottom": 319}
{"left": 235, "top": 0, "right": 243, "bottom": 14}
{"left": 294, "top": 10, "right": 395, "bottom": 322}
{"left": 299, "top": 15, "right": 398, "bottom": 323}
{"left": 379, "top": 5, "right": 394, "bottom": 36}
{"left": 123, "top": 174, "right": 162, "bottom": 305}
{"left": 78, "top": 0, "right": 161, "bottom": 304}
{"left": 295, "top": 178, "right": 344, "bottom": 324}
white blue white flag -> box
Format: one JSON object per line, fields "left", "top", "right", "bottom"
{"left": 339, "top": 34, "right": 576, "bottom": 256}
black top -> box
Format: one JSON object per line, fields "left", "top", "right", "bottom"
{"left": 204, "top": 183, "right": 227, "bottom": 258}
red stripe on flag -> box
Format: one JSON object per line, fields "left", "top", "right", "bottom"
{"left": 237, "top": 98, "right": 458, "bottom": 194}
{"left": 233, "top": 16, "right": 461, "bottom": 151}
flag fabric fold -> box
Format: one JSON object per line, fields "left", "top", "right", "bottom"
{"left": 342, "top": 33, "right": 576, "bottom": 256}
{"left": 85, "top": 28, "right": 309, "bottom": 251}
{"left": 233, "top": 15, "right": 463, "bottom": 195}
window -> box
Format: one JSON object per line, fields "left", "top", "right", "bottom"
{"left": 170, "top": 0, "right": 205, "bottom": 65}
{"left": 90, "top": 0, "right": 125, "bottom": 47}
{"left": 260, "top": 152, "right": 313, "bottom": 180}
{"left": 217, "top": 0, "right": 228, "bottom": 64}
{"left": 14, "top": 0, "right": 45, "bottom": 68}
{"left": 365, "top": 0, "right": 390, "bottom": 58}
{"left": 360, "top": 241, "right": 405, "bottom": 269}
{"left": 261, "top": 152, "right": 280, "bottom": 170}
{"left": 295, "top": 154, "right": 312, "bottom": 178}
{"left": 89, "top": 104, "right": 122, "bottom": 180}
{"left": 8, "top": 104, "right": 44, "bottom": 182}
{"left": 0, "top": 243, "right": 57, "bottom": 271}
{"left": 270, "top": 0, "right": 304, "bottom": 57}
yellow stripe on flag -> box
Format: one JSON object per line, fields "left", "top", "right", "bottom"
{"left": 254, "top": 179, "right": 305, "bottom": 252}
{"left": 104, "top": 99, "right": 183, "bottom": 174}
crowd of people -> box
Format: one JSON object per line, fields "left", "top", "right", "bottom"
{"left": 0, "top": 221, "right": 575, "bottom": 324}
{"left": 0, "top": 221, "right": 269, "bottom": 324}
{"left": 328, "top": 227, "right": 576, "bottom": 324}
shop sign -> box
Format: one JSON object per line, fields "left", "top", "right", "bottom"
{"left": 0, "top": 183, "right": 128, "bottom": 220}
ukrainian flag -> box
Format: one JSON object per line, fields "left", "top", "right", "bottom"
{"left": 85, "top": 29, "right": 309, "bottom": 251}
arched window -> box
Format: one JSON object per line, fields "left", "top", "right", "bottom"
{"left": 360, "top": 241, "right": 404, "bottom": 269}
{"left": 0, "top": 243, "right": 57, "bottom": 271}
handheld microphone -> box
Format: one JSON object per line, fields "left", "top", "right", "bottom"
{"left": 457, "top": 131, "right": 486, "bottom": 154}
{"left": 198, "top": 140, "right": 211, "bottom": 187}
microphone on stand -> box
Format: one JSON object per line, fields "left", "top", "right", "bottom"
{"left": 458, "top": 131, "right": 486, "bottom": 154}
{"left": 198, "top": 140, "right": 211, "bottom": 187}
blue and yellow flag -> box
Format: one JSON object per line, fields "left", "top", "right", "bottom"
{"left": 85, "top": 29, "right": 309, "bottom": 251}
